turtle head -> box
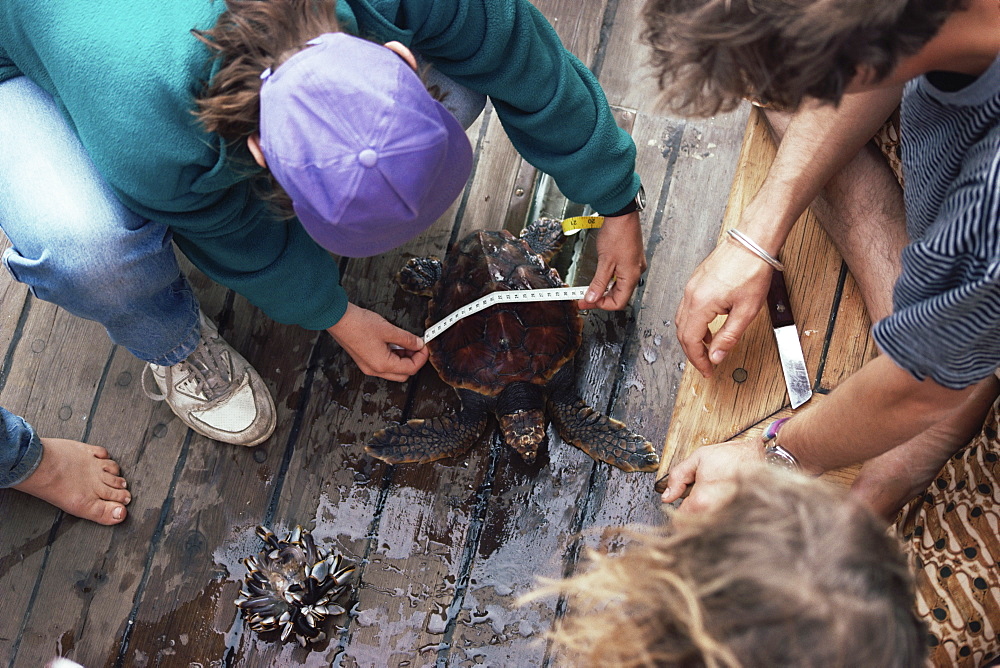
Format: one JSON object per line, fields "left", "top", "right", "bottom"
{"left": 397, "top": 256, "right": 442, "bottom": 297}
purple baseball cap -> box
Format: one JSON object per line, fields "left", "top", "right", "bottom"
{"left": 258, "top": 33, "right": 473, "bottom": 257}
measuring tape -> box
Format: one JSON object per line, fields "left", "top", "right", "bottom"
{"left": 420, "top": 286, "right": 588, "bottom": 345}
{"left": 560, "top": 216, "right": 604, "bottom": 236}
{"left": 409, "top": 217, "right": 602, "bottom": 345}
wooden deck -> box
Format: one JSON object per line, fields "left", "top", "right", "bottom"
{"left": 0, "top": 2, "right": 750, "bottom": 666}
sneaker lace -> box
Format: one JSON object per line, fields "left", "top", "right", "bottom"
{"left": 140, "top": 336, "right": 236, "bottom": 404}
{"left": 181, "top": 338, "right": 235, "bottom": 401}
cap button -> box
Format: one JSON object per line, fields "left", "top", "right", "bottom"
{"left": 358, "top": 149, "right": 378, "bottom": 168}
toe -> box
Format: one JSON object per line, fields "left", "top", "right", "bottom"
{"left": 102, "top": 470, "right": 128, "bottom": 490}
{"left": 90, "top": 444, "right": 111, "bottom": 459}
{"left": 101, "top": 503, "right": 127, "bottom": 525}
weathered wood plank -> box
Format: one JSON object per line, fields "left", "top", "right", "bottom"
{"left": 597, "top": 0, "right": 664, "bottom": 110}
{"left": 0, "top": 236, "right": 29, "bottom": 365}
{"left": 579, "top": 107, "right": 752, "bottom": 561}
{"left": 338, "top": 3, "right": 627, "bottom": 663}
{"left": 115, "top": 288, "right": 319, "bottom": 667}
{"left": 12, "top": 349, "right": 186, "bottom": 668}
{"left": 242, "top": 206, "right": 464, "bottom": 666}
{"left": 0, "top": 302, "right": 112, "bottom": 667}
{"left": 530, "top": 0, "right": 608, "bottom": 68}
{"left": 445, "top": 107, "right": 640, "bottom": 668}
{"left": 820, "top": 271, "right": 879, "bottom": 389}
{"left": 0, "top": 3, "right": 796, "bottom": 666}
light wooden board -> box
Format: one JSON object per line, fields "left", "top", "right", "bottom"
{"left": 656, "top": 108, "right": 874, "bottom": 492}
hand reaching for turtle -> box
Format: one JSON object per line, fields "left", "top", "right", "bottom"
{"left": 578, "top": 211, "right": 646, "bottom": 311}
{"left": 327, "top": 303, "right": 428, "bottom": 382}
{"left": 675, "top": 239, "right": 773, "bottom": 377}
{"left": 660, "top": 437, "right": 765, "bottom": 513}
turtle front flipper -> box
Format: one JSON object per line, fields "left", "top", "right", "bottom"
{"left": 366, "top": 411, "right": 489, "bottom": 464}
{"left": 548, "top": 399, "right": 660, "bottom": 473}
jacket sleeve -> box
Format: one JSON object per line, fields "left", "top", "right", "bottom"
{"left": 358, "top": 0, "right": 640, "bottom": 214}
{"left": 168, "top": 189, "right": 350, "bottom": 331}
{"left": 0, "top": 43, "right": 21, "bottom": 84}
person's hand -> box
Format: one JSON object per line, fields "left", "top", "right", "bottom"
{"left": 578, "top": 211, "right": 646, "bottom": 311}
{"left": 660, "top": 437, "right": 765, "bottom": 513}
{"left": 675, "top": 240, "right": 773, "bottom": 377}
{"left": 327, "top": 303, "right": 429, "bottom": 382}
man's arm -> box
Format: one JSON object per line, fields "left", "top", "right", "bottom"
{"left": 661, "top": 355, "right": 979, "bottom": 511}
{"left": 776, "top": 355, "right": 975, "bottom": 473}
{"left": 676, "top": 87, "right": 903, "bottom": 376}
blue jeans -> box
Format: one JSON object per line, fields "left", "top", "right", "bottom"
{"left": 0, "top": 76, "right": 204, "bottom": 481}
{"left": 0, "top": 76, "right": 203, "bottom": 367}
{"left": 0, "top": 407, "right": 42, "bottom": 488}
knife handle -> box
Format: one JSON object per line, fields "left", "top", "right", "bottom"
{"left": 767, "top": 270, "right": 795, "bottom": 328}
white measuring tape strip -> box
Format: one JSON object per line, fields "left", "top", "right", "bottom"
{"left": 420, "top": 286, "right": 588, "bottom": 345}
{"left": 411, "top": 216, "right": 603, "bottom": 346}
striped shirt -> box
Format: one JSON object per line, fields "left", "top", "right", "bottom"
{"left": 873, "top": 54, "right": 1000, "bottom": 389}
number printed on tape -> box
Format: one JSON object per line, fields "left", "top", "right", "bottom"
{"left": 421, "top": 286, "right": 588, "bottom": 345}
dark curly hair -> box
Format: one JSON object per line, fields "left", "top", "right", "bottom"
{"left": 642, "top": 0, "right": 965, "bottom": 116}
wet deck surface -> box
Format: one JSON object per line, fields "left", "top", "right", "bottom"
{"left": 0, "top": 1, "right": 749, "bottom": 666}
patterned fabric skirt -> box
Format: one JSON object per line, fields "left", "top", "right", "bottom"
{"left": 897, "top": 398, "right": 1000, "bottom": 667}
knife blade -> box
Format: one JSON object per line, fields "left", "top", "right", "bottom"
{"left": 766, "top": 270, "right": 812, "bottom": 408}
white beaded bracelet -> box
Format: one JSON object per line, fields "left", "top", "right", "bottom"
{"left": 726, "top": 228, "right": 785, "bottom": 272}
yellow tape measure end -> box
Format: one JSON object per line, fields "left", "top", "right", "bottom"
{"left": 561, "top": 216, "right": 604, "bottom": 236}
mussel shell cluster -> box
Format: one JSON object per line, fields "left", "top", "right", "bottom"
{"left": 235, "top": 525, "right": 355, "bottom": 646}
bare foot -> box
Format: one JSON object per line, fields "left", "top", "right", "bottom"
{"left": 13, "top": 438, "right": 130, "bottom": 525}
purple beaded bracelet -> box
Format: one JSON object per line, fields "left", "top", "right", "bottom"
{"left": 762, "top": 417, "right": 791, "bottom": 442}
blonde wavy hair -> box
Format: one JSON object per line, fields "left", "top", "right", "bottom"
{"left": 641, "top": 0, "right": 964, "bottom": 116}
{"left": 530, "top": 468, "right": 926, "bottom": 667}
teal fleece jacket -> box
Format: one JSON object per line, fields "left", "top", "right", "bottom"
{"left": 0, "top": 0, "right": 639, "bottom": 330}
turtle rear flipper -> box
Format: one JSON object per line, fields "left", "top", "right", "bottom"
{"left": 520, "top": 217, "right": 566, "bottom": 262}
{"left": 548, "top": 399, "right": 660, "bottom": 473}
{"left": 366, "top": 412, "right": 489, "bottom": 464}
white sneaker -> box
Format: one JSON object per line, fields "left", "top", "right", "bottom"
{"left": 142, "top": 313, "right": 276, "bottom": 446}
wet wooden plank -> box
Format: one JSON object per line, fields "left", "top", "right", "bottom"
{"left": 338, "top": 4, "right": 624, "bottom": 663}
{"left": 245, "top": 207, "right": 466, "bottom": 666}
{"left": 114, "top": 285, "right": 320, "bottom": 667}
{"left": 11, "top": 348, "right": 186, "bottom": 668}
{"left": 580, "top": 108, "right": 752, "bottom": 560}
{"left": 0, "top": 2, "right": 774, "bottom": 665}
{"left": 0, "top": 301, "right": 113, "bottom": 667}
{"left": 445, "top": 107, "right": 641, "bottom": 667}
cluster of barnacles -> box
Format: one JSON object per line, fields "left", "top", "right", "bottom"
{"left": 235, "top": 525, "right": 355, "bottom": 646}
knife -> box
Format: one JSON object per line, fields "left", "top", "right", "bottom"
{"left": 766, "top": 270, "right": 812, "bottom": 408}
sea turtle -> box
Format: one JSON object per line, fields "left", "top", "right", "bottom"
{"left": 365, "top": 217, "right": 660, "bottom": 473}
